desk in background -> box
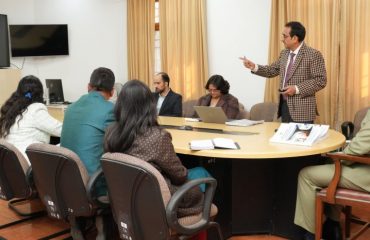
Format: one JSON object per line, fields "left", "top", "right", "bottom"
{"left": 47, "top": 104, "right": 67, "bottom": 122}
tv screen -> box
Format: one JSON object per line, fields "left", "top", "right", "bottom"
{"left": 9, "top": 24, "right": 69, "bottom": 57}
{"left": 0, "top": 14, "right": 10, "bottom": 67}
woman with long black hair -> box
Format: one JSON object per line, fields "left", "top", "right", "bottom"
{"left": 104, "top": 79, "right": 207, "bottom": 217}
{"left": 0, "top": 75, "right": 62, "bottom": 164}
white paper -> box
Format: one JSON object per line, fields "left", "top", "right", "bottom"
{"left": 226, "top": 119, "right": 264, "bottom": 127}
{"left": 190, "top": 138, "right": 238, "bottom": 150}
{"left": 212, "top": 138, "right": 238, "bottom": 149}
{"left": 269, "top": 123, "right": 329, "bottom": 146}
{"left": 190, "top": 139, "right": 214, "bottom": 150}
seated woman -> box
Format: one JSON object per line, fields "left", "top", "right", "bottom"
{"left": 195, "top": 74, "right": 240, "bottom": 119}
{"left": 104, "top": 80, "right": 206, "bottom": 217}
{"left": 0, "top": 75, "right": 62, "bottom": 164}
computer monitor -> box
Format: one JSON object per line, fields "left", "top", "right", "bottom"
{"left": 46, "top": 79, "right": 64, "bottom": 103}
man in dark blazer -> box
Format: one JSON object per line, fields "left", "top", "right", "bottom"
{"left": 153, "top": 72, "right": 182, "bottom": 117}
{"left": 240, "top": 21, "right": 327, "bottom": 123}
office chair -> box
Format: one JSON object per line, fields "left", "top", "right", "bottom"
{"left": 236, "top": 102, "right": 250, "bottom": 120}
{"left": 315, "top": 153, "right": 370, "bottom": 240}
{"left": 101, "top": 152, "right": 223, "bottom": 240}
{"left": 249, "top": 102, "right": 278, "bottom": 122}
{"left": 341, "top": 106, "right": 370, "bottom": 140}
{"left": 26, "top": 143, "right": 110, "bottom": 240}
{"left": 182, "top": 99, "right": 198, "bottom": 117}
{"left": 0, "top": 140, "right": 45, "bottom": 229}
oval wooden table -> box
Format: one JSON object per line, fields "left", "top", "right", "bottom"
{"left": 158, "top": 116, "right": 346, "bottom": 239}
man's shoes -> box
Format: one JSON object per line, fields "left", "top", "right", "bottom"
{"left": 322, "top": 218, "right": 342, "bottom": 240}
{"left": 303, "top": 231, "right": 315, "bottom": 240}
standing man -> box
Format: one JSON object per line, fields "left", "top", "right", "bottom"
{"left": 240, "top": 21, "right": 327, "bottom": 123}
{"left": 153, "top": 72, "right": 183, "bottom": 117}
{"left": 61, "top": 67, "right": 115, "bottom": 176}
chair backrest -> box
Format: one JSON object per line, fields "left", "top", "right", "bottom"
{"left": 101, "top": 152, "right": 171, "bottom": 240}
{"left": 249, "top": 102, "right": 278, "bottom": 122}
{"left": 182, "top": 99, "right": 198, "bottom": 117}
{"left": 353, "top": 106, "right": 370, "bottom": 137}
{"left": 0, "top": 140, "right": 31, "bottom": 200}
{"left": 26, "top": 143, "right": 92, "bottom": 220}
{"left": 236, "top": 102, "right": 250, "bottom": 119}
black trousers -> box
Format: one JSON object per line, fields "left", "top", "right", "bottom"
{"left": 280, "top": 99, "right": 314, "bottom": 124}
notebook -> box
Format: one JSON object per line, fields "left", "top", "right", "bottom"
{"left": 193, "top": 106, "right": 228, "bottom": 124}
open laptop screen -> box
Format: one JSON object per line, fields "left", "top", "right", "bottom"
{"left": 194, "top": 106, "right": 228, "bottom": 124}
{"left": 46, "top": 79, "right": 64, "bottom": 103}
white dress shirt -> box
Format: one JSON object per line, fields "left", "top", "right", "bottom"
{"left": 4, "top": 103, "right": 62, "bottom": 164}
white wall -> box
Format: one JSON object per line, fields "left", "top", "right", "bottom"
{"left": 1, "top": 0, "right": 127, "bottom": 101}
{"left": 207, "top": 0, "right": 271, "bottom": 110}
{"left": 1, "top": 0, "right": 270, "bottom": 106}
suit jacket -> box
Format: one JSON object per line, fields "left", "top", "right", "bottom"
{"left": 125, "top": 126, "right": 203, "bottom": 217}
{"left": 255, "top": 43, "right": 327, "bottom": 122}
{"left": 61, "top": 91, "right": 114, "bottom": 175}
{"left": 342, "top": 110, "right": 370, "bottom": 192}
{"left": 196, "top": 93, "right": 240, "bottom": 119}
{"left": 154, "top": 89, "right": 182, "bottom": 117}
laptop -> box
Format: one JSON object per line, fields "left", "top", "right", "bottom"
{"left": 194, "top": 106, "right": 228, "bottom": 124}
{"left": 46, "top": 79, "right": 65, "bottom": 104}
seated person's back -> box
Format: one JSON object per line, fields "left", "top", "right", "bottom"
{"left": 153, "top": 72, "right": 182, "bottom": 117}
{"left": 61, "top": 67, "right": 115, "bottom": 175}
{"left": 195, "top": 74, "right": 239, "bottom": 119}
{"left": 105, "top": 80, "right": 203, "bottom": 217}
{"left": 0, "top": 75, "right": 62, "bottom": 164}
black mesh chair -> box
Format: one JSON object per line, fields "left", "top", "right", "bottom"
{"left": 341, "top": 106, "right": 370, "bottom": 140}
{"left": 26, "top": 143, "right": 110, "bottom": 240}
{"left": 101, "top": 152, "right": 223, "bottom": 240}
{"left": 0, "top": 140, "right": 45, "bottom": 228}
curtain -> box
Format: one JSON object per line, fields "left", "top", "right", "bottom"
{"left": 159, "top": 0, "right": 208, "bottom": 101}
{"left": 127, "top": 0, "right": 155, "bottom": 85}
{"left": 337, "top": 0, "right": 370, "bottom": 125}
{"left": 264, "top": 0, "right": 340, "bottom": 126}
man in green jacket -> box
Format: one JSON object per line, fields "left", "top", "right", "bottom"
{"left": 61, "top": 67, "right": 115, "bottom": 176}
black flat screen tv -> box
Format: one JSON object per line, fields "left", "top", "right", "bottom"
{"left": 9, "top": 24, "right": 69, "bottom": 57}
{"left": 0, "top": 14, "right": 10, "bottom": 67}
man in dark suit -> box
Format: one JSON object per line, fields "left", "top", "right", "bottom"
{"left": 153, "top": 72, "right": 182, "bottom": 117}
{"left": 240, "top": 21, "right": 327, "bottom": 123}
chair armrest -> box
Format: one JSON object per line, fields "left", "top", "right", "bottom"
{"left": 86, "top": 168, "right": 109, "bottom": 207}
{"left": 166, "top": 177, "right": 217, "bottom": 235}
{"left": 324, "top": 153, "right": 370, "bottom": 204}
{"left": 341, "top": 121, "right": 354, "bottom": 140}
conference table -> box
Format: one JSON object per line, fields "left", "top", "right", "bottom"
{"left": 157, "top": 116, "right": 345, "bottom": 239}
{"left": 48, "top": 108, "right": 345, "bottom": 239}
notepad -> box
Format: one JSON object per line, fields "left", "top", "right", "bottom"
{"left": 189, "top": 138, "right": 239, "bottom": 150}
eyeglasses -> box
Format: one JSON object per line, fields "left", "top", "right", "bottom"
{"left": 208, "top": 89, "right": 220, "bottom": 93}
{"left": 282, "top": 33, "right": 291, "bottom": 39}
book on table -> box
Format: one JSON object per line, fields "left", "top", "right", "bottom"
{"left": 269, "top": 123, "right": 329, "bottom": 146}
{"left": 189, "top": 138, "right": 239, "bottom": 150}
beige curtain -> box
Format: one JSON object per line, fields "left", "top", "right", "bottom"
{"left": 265, "top": 0, "right": 340, "bottom": 126}
{"left": 159, "top": 0, "right": 208, "bottom": 101}
{"left": 337, "top": 0, "right": 370, "bottom": 125}
{"left": 127, "top": 0, "right": 155, "bottom": 85}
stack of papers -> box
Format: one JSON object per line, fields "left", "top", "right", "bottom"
{"left": 270, "top": 123, "right": 329, "bottom": 146}
{"left": 190, "top": 138, "right": 239, "bottom": 150}
{"left": 226, "top": 119, "right": 264, "bottom": 127}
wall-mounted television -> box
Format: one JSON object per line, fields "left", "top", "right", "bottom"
{"left": 9, "top": 24, "right": 69, "bottom": 57}
{"left": 0, "top": 14, "right": 10, "bottom": 67}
